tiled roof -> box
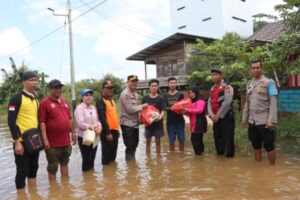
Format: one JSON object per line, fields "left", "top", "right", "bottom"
{"left": 249, "top": 20, "right": 285, "bottom": 43}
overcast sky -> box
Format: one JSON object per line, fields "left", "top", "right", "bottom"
{"left": 0, "top": 0, "right": 284, "bottom": 83}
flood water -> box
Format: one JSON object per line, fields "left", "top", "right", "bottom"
{"left": 0, "top": 124, "right": 300, "bottom": 200}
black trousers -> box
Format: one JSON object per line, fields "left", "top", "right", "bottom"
{"left": 14, "top": 144, "right": 40, "bottom": 189}
{"left": 191, "top": 132, "right": 204, "bottom": 155}
{"left": 78, "top": 137, "right": 98, "bottom": 171}
{"left": 213, "top": 113, "right": 235, "bottom": 157}
{"left": 121, "top": 125, "right": 139, "bottom": 160}
{"left": 101, "top": 130, "right": 119, "bottom": 165}
{"left": 248, "top": 123, "right": 275, "bottom": 152}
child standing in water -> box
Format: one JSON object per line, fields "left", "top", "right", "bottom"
{"left": 184, "top": 86, "right": 207, "bottom": 155}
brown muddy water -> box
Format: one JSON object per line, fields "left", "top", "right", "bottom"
{"left": 0, "top": 124, "right": 300, "bottom": 200}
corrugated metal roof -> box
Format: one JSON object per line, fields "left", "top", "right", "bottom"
{"left": 127, "top": 32, "right": 214, "bottom": 61}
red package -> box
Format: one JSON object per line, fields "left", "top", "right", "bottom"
{"left": 171, "top": 98, "right": 192, "bottom": 114}
{"left": 140, "top": 105, "right": 160, "bottom": 126}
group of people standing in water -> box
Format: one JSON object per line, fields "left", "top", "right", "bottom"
{"left": 7, "top": 59, "right": 278, "bottom": 192}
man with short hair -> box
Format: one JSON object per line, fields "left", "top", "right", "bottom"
{"left": 242, "top": 59, "right": 278, "bottom": 165}
{"left": 39, "top": 79, "right": 75, "bottom": 181}
{"left": 120, "top": 75, "right": 148, "bottom": 161}
{"left": 207, "top": 69, "right": 235, "bottom": 158}
{"left": 8, "top": 71, "right": 40, "bottom": 192}
{"left": 142, "top": 79, "right": 166, "bottom": 153}
{"left": 96, "top": 80, "right": 120, "bottom": 165}
{"left": 163, "top": 77, "right": 185, "bottom": 151}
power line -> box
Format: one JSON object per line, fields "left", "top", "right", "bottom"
{"left": 78, "top": 0, "right": 163, "bottom": 41}
{"left": 0, "top": 0, "right": 109, "bottom": 61}
{"left": 73, "top": 0, "right": 103, "bottom": 10}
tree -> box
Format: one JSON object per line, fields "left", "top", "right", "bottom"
{"left": 188, "top": 33, "right": 271, "bottom": 91}
{"left": 263, "top": 34, "right": 300, "bottom": 87}
{"left": 0, "top": 57, "right": 48, "bottom": 104}
{"left": 264, "top": 0, "right": 300, "bottom": 86}
{"left": 253, "top": 13, "right": 278, "bottom": 32}
{"left": 62, "top": 73, "right": 124, "bottom": 105}
{"left": 275, "top": 0, "right": 300, "bottom": 34}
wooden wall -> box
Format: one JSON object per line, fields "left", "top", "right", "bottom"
{"left": 147, "top": 42, "right": 186, "bottom": 78}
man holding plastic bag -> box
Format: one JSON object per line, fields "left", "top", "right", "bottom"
{"left": 141, "top": 79, "right": 166, "bottom": 153}
{"left": 163, "top": 77, "right": 186, "bottom": 151}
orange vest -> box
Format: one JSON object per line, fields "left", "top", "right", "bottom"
{"left": 103, "top": 99, "right": 119, "bottom": 131}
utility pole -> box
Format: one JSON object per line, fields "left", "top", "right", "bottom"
{"left": 48, "top": 0, "right": 76, "bottom": 112}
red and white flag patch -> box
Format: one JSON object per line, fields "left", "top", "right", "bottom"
{"left": 8, "top": 106, "right": 15, "bottom": 111}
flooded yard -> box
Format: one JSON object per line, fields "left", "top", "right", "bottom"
{"left": 0, "top": 124, "right": 300, "bottom": 200}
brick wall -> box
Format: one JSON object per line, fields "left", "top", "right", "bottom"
{"left": 278, "top": 89, "right": 300, "bottom": 112}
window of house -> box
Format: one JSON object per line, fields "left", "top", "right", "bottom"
{"left": 171, "top": 60, "right": 178, "bottom": 76}
{"left": 178, "top": 63, "right": 185, "bottom": 75}
{"left": 157, "top": 66, "right": 163, "bottom": 78}
{"left": 163, "top": 63, "right": 169, "bottom": 77}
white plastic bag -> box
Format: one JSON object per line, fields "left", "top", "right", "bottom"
{"left": 83, "top": 129, "right": 95, "bottom": 146}
{"left": 93, "top": 135, "right": 100, "bottom": 149}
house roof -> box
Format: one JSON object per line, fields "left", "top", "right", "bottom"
{"left": 126, "top": 32, "right": 214, "bottom": 61}
{"left": 248, "top": 20, "right": 285, "bottom": 43}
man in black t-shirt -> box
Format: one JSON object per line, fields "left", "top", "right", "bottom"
{"left": 142, "top": 79, "right": 166, "bottom": 153}
{"left": 163, "top": 77, "right": 185, "bottom": 151}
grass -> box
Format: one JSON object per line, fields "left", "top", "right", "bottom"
{"left": 277, "top": 113, "right": 300, "bottom": 137}
{"left": 0, "top": 104, "right": 7, "bottom": 124}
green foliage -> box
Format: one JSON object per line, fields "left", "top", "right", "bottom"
{"left": 188, "top": 33, "right": 270, "bottom": 92}
{"left": 0, "top": 104, "right": 7, "bottom": 123}
{"left": 277, "top": 113, "right": 300, "bottom": 137}
{"left": 263, "top": 34, "right": 300, "bottom": 86}
{"left": 252, "top": 13, "right": 278, "bottom": 32}
{"left": 0, "top": 58, "right": 48, "bottom": 104}
{"left": 275, "top": 0, "right": 300, "bottom": 34}
{"left": 62, "top": 73, "right": 124, "bottom": 105}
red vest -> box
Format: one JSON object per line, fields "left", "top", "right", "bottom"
{"left": 210, "top": 85, "right": 226, "bottom": 114}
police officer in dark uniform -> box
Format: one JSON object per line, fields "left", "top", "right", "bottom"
{"left": 207, "top": 69, "right": 235, "bottom": 157}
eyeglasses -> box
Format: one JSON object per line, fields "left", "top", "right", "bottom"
{"left": 104, "top": 87, "right": 114, "bottom": 89}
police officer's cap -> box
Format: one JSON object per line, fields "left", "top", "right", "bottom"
{"left": 127, "top": 75, "right": 139, "bottom": 81}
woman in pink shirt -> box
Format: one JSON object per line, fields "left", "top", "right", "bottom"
{"left": 184, "top": 86, "right": 207, "bottom": 155}
{"left": 74, "top": 89, "right": 102, "bottom": 171}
